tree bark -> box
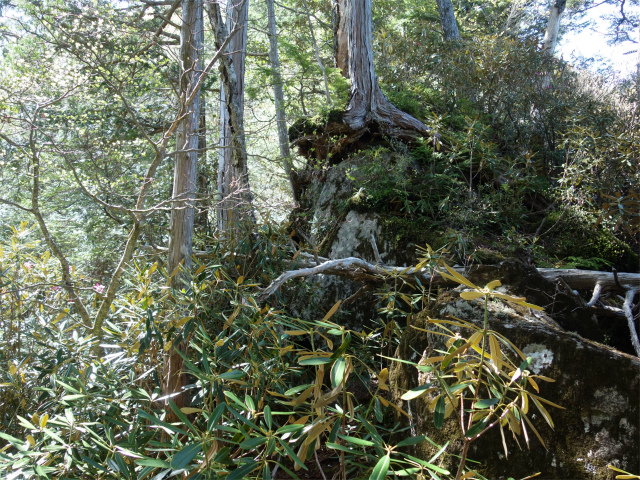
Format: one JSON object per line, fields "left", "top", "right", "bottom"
{"left": 266, "top": 0, "right": 297, "bottom": 202}
{"left": 435, "top": 0, "right": 460, "bottom": 41}
{"left": 541, "top": 0, "right": 567, "bottom": 56}
{"left": 165, "top": 0, "right": 204, "bottom": 414}
{"left": 168, "top": 0, "right": 204, "bottom": 280}
{"left": 210, "top": 0, "right": 254, "bottom": 234}
{"left": 338, "top": 0, "right": 429, "bottom": 136}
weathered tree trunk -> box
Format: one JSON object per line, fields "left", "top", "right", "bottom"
{"left": 541, "top": 0, "right": 566, "bottom": 56}
{"left": 336, "top": 0, "right": 428, "bottom": 135}
{"left": 168, "top": 0, "right": 203, "bottom": 279}
{"left": 266, "top": 0, "right": 297, "bottom": 202}
{"left": 435, "top": 0, "right": 460, "bottom": 41}
{"left": 195, "top": 88, "right": 210, "bottom": 236}
{"left": 210, "top": 0, "right": 254, "bottom": 234}
{"left": 165, "top": 0, "right": 204, "bottom": 413}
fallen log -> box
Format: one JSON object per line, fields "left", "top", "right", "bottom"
{"left": 259, "top": 254, "right": 640, "bottom": 300}
{"left": 258, "top": 255, "right": 640, "bottom": 356}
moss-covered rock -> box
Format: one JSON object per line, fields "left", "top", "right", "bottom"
{"left": 390, "top": 262, "right": 640, "bottom": 479}
{"left": 544, "top": 209, "right": 639, "bottom": 272}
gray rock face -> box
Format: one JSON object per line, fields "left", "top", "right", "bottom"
{"left": 390, "top": 284, "right": 640, "bottom": 480}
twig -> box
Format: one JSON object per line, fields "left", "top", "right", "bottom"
{"left": 370, "top": 233, "right": 384, "bottom": 265}
{"left": 315, "top": 449, "right": 328, "bottom": 480}
{"left": 585, "top": 282, "right": 603, "bottom": 308}
{"left": 623, "top": 288, "right": 640, "bottom": 356}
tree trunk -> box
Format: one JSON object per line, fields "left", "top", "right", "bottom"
{"left": 165, "top": 0, "right": 204, "bottom": 414}
{"left": 337, "top": 0, "right": 428, "bottom": 136}
{"left": 435, "top": 0, "right": 460, "bottom": 41}
{"left": 266, "top": 0, "right": 298, "bottom": 202}
{"left": 301, "top": 0, "right": 331, "bottom": 104}
{"left": 210, "top": 0, "right": 254, "bottom": 234}
{"left": 541, "top": 0, "right": 566, "bottom": 56}
{"left": 540, "top": 0, "right": 566, "bottom": 89}
{"left": 195, "top": 88, "right": 210, "bottom": 236}
{"left": 168, "top": 0, "right": 203, "bottom": 279}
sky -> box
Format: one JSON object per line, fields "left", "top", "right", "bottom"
{"left": 558, "top": 2, "right": 639, "bottom": 79}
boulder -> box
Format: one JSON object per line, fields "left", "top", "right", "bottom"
{"left": 390, "top": 264, "right": 640, "bottom": 479}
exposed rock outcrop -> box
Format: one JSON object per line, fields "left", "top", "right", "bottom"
{"left": 390, "top": 263, "right": 640, "bottom": 479}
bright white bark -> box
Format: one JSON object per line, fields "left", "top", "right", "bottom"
{"left": 542, "top": 0, "right": 567, "bottom": 55}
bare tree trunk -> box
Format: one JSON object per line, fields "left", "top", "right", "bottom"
{"left": 266, "top": 0, "right": 298, "bottom": 202}
{"left": 541, "top": 0, "right": 566, "bottom": 56}
{"left": 339, "top": 0, "right": 429, "bottom": 136}
{"left": 540, "top": 0, "right": 566, "bottom": 89}
{"left": 435, "top": 0, "right": 460, "bottom": 41}
{"left": 168, "top": 0, "right": 204, "bottom": 280}
{"left": 165, "top": 0, "right": 204, "bottom": 414}
{"left": 195, "top": 88, "right": 210, "bottom": 236}
{"left": 210, "top": 0, "right": 254, "bottom": 235}
{"left": 301, "top": 0, "right": 331, "bottom": 104}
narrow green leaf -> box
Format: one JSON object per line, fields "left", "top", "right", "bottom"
{"left": 170, "top": 443, "right": 202, "bottom": 470}
{"left": 240, "top": 436, "right": 268, "bottom": 450}
{"left": 298, "top": 356, "right": 333, "bottom": 366}
{"left": 264, "top": 405, "right": 272, "bottom": 430}
{"left": 396, "top": 435, "right": 427, "bottom": 447}
{"left": 138, "top": 410, "right": 188, "bottom": 436}
{"left": 331, "top": 357, "right": 346, "bottom": 389}
{"left": 226, "top": 460, "right": 259, "bottom": 480}
{"left": 168, "top": 400, "right": 197, "bottom": 433}
{"left": 370, "top": 454, "right": 391, "bottom": 480}
{"left": 474, "top": 398, "right": 500, "bottom": 409}
{"left": 400, "top": 382, "right": 435, "bottom": 400}
{"left": 337, "top": 434, "right": 374, "bottom": 447}
{"left": 135, "top": 458, "right": 171, "bottom": 468}
{"left": 277, "top": 438, "right": 308, "bottom": 471}
{"left": 434, "top": 396, "right": 445, "bottom": 429}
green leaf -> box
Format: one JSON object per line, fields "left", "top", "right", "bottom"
{"left": 276, "top": 424, "right": 305, "bottom": 435}
{"left": 396, "top": 435, "right": 427, "bottom": 447}
{"left": 138, "top": 410, "right": 188, "bottom": 436}
{"left": 465, "top": 418, "right": 488, "bottom": 439}
{"left": 331, "top": 357, "right": 346, "bottom": 389}
{"left": 219, "top": 370, "right": 246, "bottom": 380}
{"left": 277, "top": 438, "right": 308, "bottom": 471}
{"left": 264, "top": 405, "right": 272, "bottom": 430}
{"left": 400, "top": 382, "right": 435, "bottom": 400}
{"left": 298, "top": 356, "right": 333, "bottom": 366}
{"left": 474, "top": 398, "right": 500, "bottom": 409}
{"left": 168, "top": 400, "right": 197, "bottom": 433}
{"left": 207, "top": 403, "right": 226, "bottom": 430}
{"left": 337, "top": 434, "right": 374, "bottom": 447}
{"left": 434, "top": 396, "right": 445, "bottom": 429}
{"left": 330, "top": 332, "right": 352, "bottom": 360}
{"left": 135, "top": 458, "right": 171, "bottom": 468}
{"left": 170, "top": 443, "right": 202, "bottom": 470}
{"left": 403, "top": 454, "right": 451, "bottom": 474}
{"left": 227, "top": 460, "right": 259, "bottom": 480}
{"left": 369, "top": 454, "right": 390, "bottom": 480}
{"left": 240, "top": 436, "right": 268, "bottom": 450}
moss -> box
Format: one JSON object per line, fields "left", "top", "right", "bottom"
{"left": 288, "top": 109, "right": 345, "bottom": 142}
{"left": 546, "top": 209, "right": 639, "bottom": 272}
{"left": 380, "top": 216, "right": 443, "bottom": 253}
{"left": 472, "top": 248, "right": 506, "bottom": 265}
